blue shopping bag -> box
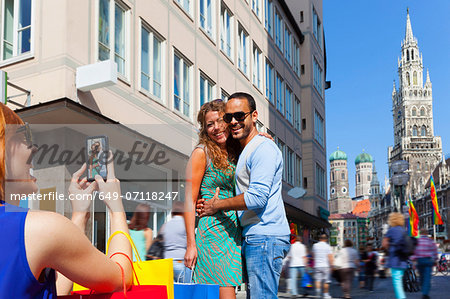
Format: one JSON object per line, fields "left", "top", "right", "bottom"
{"left": 174, "top": 283, "right": 219, "bottom": 299}
{"left": 301, "top": 272, "right": 313, "bottom": 288}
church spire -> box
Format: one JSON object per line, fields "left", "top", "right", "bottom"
{"left": 405, "top": 8, "right": 414, "bottom": 44}
{"left": 426, "top": 69, "right": 431, "bottom": 83}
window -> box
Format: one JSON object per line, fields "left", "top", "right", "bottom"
{"left": 200, "top": 0, "right": 214, "bottom": 37}
{"left": 175, "top": 0, "right": 192, "bottom": 15}
{"left": 293, "top": 41, "right": 300, "bottom": 76}
{"left": 276, "top": 73, "right": 284, "bottom": 114}
{"left": 286, "top": 147, "right": 294, "bottom": 185}
{"left": 313, "top": 58, "right": 323, "bottom": 97}
{"left": 341, "top": 172, "right": 345, "bottom": 180}
{"left": 1, "top": 0, "right": 33, "bottom": 61}
{"left": 277, "top": 139, "right": 286, "bottom": 181}
{"left": 199, "top": 72, "right": 214, "bottom": 106}
{"left": 294, "top": 97, "right": 301, "bottom": 131}
{"left": 274, "top": 10, "right": 283, "bottom": 50}
{"left": 316, "top": 164, "right": 326, "bottom": 198}
{"left": 173, "top": 51, "right": 192, "bottom": 118}
{"left": 220, "top": 3, "right": 233, "bottom": 58}
{"left": 265, "top": 60, "right": 274, "bottom": 104}
{"left": 285, "top": 85, "right": 292, "bottom": 124}
{"left": 421, "top": 125, "right": 426, "bottom": 136}
{"left": 252, "top": 44, "right": 262, "bottom": 90}
{"left": 238, "top": 24, "right": 249, "bottom": 76}
{"left": 284, "top": 26, "right": 292, "bottom": 64}
{"left": 412, "top": 125, "right": 418, "bottom": 136}
{"left": 412, "top": 107, "right": 417, "bottom": 116}
{"left": 312, "top": 7, "right": 322, "bottom": 48}
{"left": 420, "top": 107, "right": 425, "bottom": 116}
{"left": 406, "top": 72, "right": 410, "bottom": 86}
{"left": 314, "top": 110, "right": 324, "bottom": 146}
{"left": 252, "top": 0, "right": 261, "bottom": 19}
{"left": 300, "top": 11, "right": 304, "bottom": 23}
{"left": 98, "top": 0, "right": 129, "bottom": 76}
{"left": 413, "top": 71, "right": 418, "bottom": 85}
{"left": 264, "top": 0, "right": 273, "bottom": 36}
{"left": 141, "top": 25, "right": 163, "bottom": 99}
{"left": 295, "top": 155, "right": 302, "bottom": 187}
{"left": 221, "top": 89, "right": 229, "bottom": 101}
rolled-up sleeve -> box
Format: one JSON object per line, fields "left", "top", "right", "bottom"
{"left": 243, "top": 142, "right": 281, "bottom": 210}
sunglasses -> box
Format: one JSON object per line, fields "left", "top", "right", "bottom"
{"left": 15, "top": 123, "right": 35, "bottom": 149}
{"left": 223, "top": 111, "right": 253, "bottom": 123}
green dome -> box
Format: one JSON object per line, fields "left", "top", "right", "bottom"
{"left": 355, "top": 152, "right": 373, "bottom": 164}
{"left": 329, "top": 149, "right": 347, "bottom": 162}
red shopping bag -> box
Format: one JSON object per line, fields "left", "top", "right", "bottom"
{"left": 59, "top": 285, "right": 167, "bottom": 298}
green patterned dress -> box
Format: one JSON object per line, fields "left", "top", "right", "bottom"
{"left": 195, "top": 157, "right": 242, "bottom": 286}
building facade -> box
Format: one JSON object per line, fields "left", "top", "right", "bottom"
{"left": 388, "top": 10, "right": 442, "bottom": 196}
{"left": 354, "top": 152, "right": 373, "bottom": 199}
{"left": 328, "top": 148, "right": 351, "bottom": 214}
{"left": 329, "top": 213, "right": 368, "bottom": 250}
{"left": 1, "top": 0, "right": 329, "bottom": 247}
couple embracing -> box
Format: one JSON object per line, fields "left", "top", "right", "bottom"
{"left": 184, "top": 92, "right": 290, "bottom": 299}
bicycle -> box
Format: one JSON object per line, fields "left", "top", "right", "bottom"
{"left": 403, "top": 260, "right": 420, "bottom": 292}
{"left": 432, "top": 259, "right": 449, "bottom": 276}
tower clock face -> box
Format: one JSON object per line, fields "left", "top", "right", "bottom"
{"left": 342, "top": 187, "right": 347, "bottom": 194}
{"left": 331, "top": 188, "right": 335, "bottom": 195}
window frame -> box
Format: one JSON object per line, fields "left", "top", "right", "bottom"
{"left": 199, "top": 71, "right": 215, "bottom": 106}
{"left": 220, "top": 2, "right": 233, "bottom": 59}
{"left": 314, "top": 110, "right": 324, "bottom": 147}
{"left": 251, "top": 0, "right": 262, "bottom": 20}
{"left": 285, "top": 84, "right": 293, "bottom": 124}
{"left": 237, "top": 23, "right": 250, "bottom": 77}
{"left": 274, "top": 9, "right": 283, "bottom": 51}
{"left": 313, "top": 57, "right": 324, "bottom": 98}
{"left": 312, "top": 6, "right": 323, "bottom": 49}
{"left": 174, "top": 0, "right": 192, "bottom": 16}
{"left": 284, "top": 25, "right": 292, "bottom": 65}
{"left": 265, "top": 58, "right": 274, "bottom": 104}
{"left": 139, "top": 21, "right": 165, "bottom": 102}
{"left": 0, "top": 0, "right": 35, "bottom": 65}
{"left": 275, "top": 72, "right": 284, "bottom": 115}
{"left": 252, "top": 43, "right": 263, "bottom": 91}
{"left": 294, "top": 97, "right": 301, "bottom": 132}
{"left": 295, "top": 154, "right": 302, "bottom": 187}
{"left": 173, "top": 49, "right": 193, "bottom": 119}
{"left": 315, "top": 163, "right": 326, "bottom": 199}
{"left": 199, "top": 0, "right": 215, "bottom": 40}
{"left": 96, "top": 0, "right": 131, "bottom": 79}
{"left": 264, "top": 0, "right": 273, "bottom": 37}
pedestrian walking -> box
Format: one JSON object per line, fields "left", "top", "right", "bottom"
{"left": 382, "top": 212, "right": 407, "bottom": 299}
{"left": 286, "top": 235, "right": 308, "bottom": 298}
{"left": 197, "top": 92, "right": 291, "bottom": 299}
{"left": 358, "top": 246, "right": 366, "bottom": 289}
{"left": 312, "top": 234, "right": 334, "bottom": 299}
{"left": 338, "top": 240, "right": 359, "bottom": 299}
{"left": 161, "top": 201, "right": 192, "bottom": 283}
{"left": 361, "top": 244, "right": 378, "bottom": 292}
{"left": 411, "top": 228, "right": 438, "bottom": 299}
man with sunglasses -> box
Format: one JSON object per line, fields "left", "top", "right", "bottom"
{"left": 197, "top": 92, "right": 290, "bottom": 299}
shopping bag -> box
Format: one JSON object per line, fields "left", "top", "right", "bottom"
{"left": 301, "top": 271, "right": 313, "bottom": 288}
{"left": 73, "top": 231, "right": 174, "bottom": 299}
{"left": 174, "top": 284, "right": 219, "bottom": 299}
{"left": 59, "top": 285, "right": 168, "bottom": 298}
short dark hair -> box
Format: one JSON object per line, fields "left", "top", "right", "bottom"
{"left": 228, "top": 92, "right": 256, "bottom": 112}
{"left": 344, "top": 239, "right": 353, "bottom": 247}
{"left": 319, "top": 234, "right": 328, "bottom": 241}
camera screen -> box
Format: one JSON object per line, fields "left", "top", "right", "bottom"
{"left": 87, "top": 136, "right": 108, "bottom": 181}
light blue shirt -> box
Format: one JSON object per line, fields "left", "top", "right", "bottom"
{"left": 236, "top": 135, "right": 290, "bottom": 236}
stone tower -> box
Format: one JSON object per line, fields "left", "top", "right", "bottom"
{"left": 388, "top": 9, "right": 442, "bottom": 195}
{"left": 329, "top": 148, "right": 352, "bottom": 214}
{"left": 355, "top": 151, "right": 373, "bottom": 198}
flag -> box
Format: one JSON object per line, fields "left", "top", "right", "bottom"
{"left": 430, "top": 175, "right": 444, "bottom": 225}
{"left": 408, "top": 197, "right": 419, "bottom": 237}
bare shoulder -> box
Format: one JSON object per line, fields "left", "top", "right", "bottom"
{"left": 190, "top": 147, "right": 206, "bottom": 161}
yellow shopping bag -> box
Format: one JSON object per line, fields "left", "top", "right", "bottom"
{"left": 73, "top": 231, "right": 174, "bottom": 299}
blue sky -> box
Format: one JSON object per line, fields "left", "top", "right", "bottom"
{"left": 323, "top": 0, "right": 450, "bottom": 198}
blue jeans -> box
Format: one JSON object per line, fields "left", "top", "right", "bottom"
{"left": 173, "top": 260, "right": 192, "bottom": 283}
{"left": 417, "top": 257, "right": 433, "bottom": 296}
{"left": 288, "top": 266, "right": 305, "bottom": 295}
{"left": 391, "top": 268, "right": 405, "bottom": 299}
{"left": 243, "top": 235, "right": 290, "bottom": 299}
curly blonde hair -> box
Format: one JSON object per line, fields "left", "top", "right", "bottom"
{"left": 197, "top": 100, "right": 240, "bottom": 172}
{"left": 0, "top": 103, "right": 25, "bottom": 203}
{"left": 388, "top": 212, "right": 405, "bottom": 227}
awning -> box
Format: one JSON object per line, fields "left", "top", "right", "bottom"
{"left": 285, "top": 203, "right": 331, "bottom": 229}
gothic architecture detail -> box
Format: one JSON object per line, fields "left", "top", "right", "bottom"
{"left": 388, "top": 10, "right": 442, "bottom": 195}
{"left": 329, "top": 148, "right": 352, "bottom": 214}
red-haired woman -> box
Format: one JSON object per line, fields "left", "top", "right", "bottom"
{"left": 0, "top": 103, "right": 132, "bottom": 297}
{"left": 128, "top": 203, "right": 153, "bottom": 261}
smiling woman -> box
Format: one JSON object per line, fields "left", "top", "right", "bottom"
{"left": 0, "top": 103, "right": 133, "bottom": 298}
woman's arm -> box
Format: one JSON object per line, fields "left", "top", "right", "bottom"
{"left": 183, "top": 148, "right": 207, "bottom": 269}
